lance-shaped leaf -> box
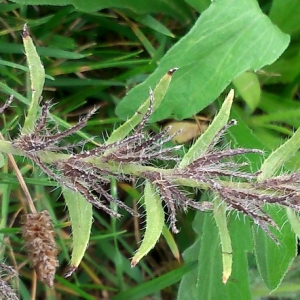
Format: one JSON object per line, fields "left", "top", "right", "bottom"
{"left": 180, "top": 89, "right": 234, "bottom": 168}
{"left": 213, "top": 198, "right": 232, "bottom": 284}
{"left": 258, "top": 124, "right": 300, "bottom": 181}
{"left": 63, "top": 189, "right": 93, "bottom": 277}
{"left": 107, "top": 68, "right": 177, "bottom": 144}
{"left": 21, "top": 24, "right": 45, "bottom": 134}
{"left": 131, "top": 181, "right": 164, "bottom": 267}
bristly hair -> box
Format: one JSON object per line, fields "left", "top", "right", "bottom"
{"left": 11, "top": 93, "right": 300, "bottom": 240}
{"left": 0, "top": 263, "right": 19, "bottom": 300}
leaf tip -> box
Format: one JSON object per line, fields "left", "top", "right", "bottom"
{"left": 222, "top": 273, "right": 230, "bottom": 284}
{"left": 22, "top": 23, "right": 29, "bottom": 39}
{"left": 64, "top": 266, "right": 77, "bottom": 278}
{"left": 225, "top": 89, "right": 235, "bottom": 103}
{"left": 130, "top": 259, "right": 138, "bottom": 268}
{"left": 168, "top": 67, "right": 179, "bottom": 76}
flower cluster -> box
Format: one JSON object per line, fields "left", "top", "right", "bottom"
{"left": 21, "top": 210, "right": 58, "bottom": 287}
{"left": 10, "top": 93, "right": 300, "bottom": 240}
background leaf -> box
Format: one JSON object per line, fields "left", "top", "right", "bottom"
{"left": 116, "top": 0, "right": 290, "bottom": 122}
{"left": 232, "top": 72, "right": 261, "bottom": 113}
{"left": 270, "top": 0, "right": 300, "bottom": 36}
{"left": 9, "top": 0, "right": 193, "bottom": 22}
{"left": 253, "top": 207, "right": 297, "bottom": 291}
{"left": 230, "top": 108, "right": 298, "bottom": 292}
{"left": 178, "top": 211, "right": 253, "bottom": 300}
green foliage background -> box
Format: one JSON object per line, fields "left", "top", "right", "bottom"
{"left": 1, "top": 0, "right": 300, "bottom": 299}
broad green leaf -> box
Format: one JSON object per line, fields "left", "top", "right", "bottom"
{"left": 230, "top": 107, "right": 297, "bottom": 291}
{"left": 131, "top": 181, "right": 164, "bottom": 267}
{"left": 21, "top": 25, "right": 45, "bottom": 134}
{"left": 270, "top": 0, "right": 300, "bottom": 35}
{"left": 195, "top": 215, "right": 252, "bottom": 300}
{"left": 253, "top": 206, "right": 297, "bottom": 291}
{"left": 116, "top": 0, "right": 290, "bottom": 122}
{"left": 232, "top": 72, "right": 261, "bottom": 113}
{"left": 9, "top": 0, "right": 193, "bottom": 22}
{"left": 226, "top": 216, "right": 253, "bottom": 298}
{"left": 178, "top": 212, "right": 253, "bottom": 300}
{"left": 107, "top": 68, "right": 176, "bottom": 144}
{"left": 255, "top": 115, "right": 300, "bottom": 289}
{"left": 180, "top": 89, "right": 234, "bottom": 168}
{"left": 63, "top": 189, "right": 93, "bottom": 272}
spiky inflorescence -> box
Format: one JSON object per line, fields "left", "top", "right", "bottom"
{"left": 11, "top": 92, "right": 300, "bottom": 239}
{"left": 0, "top": 263, "right": 19, "bottom": 300}
{"left": 0, "top": 280, "right": 19, "bottom": 300}
{"left": 21, "top": 210, "right": 58, "bottom": 287}
{"left": 12, "top": 93, "right": 182, "bottom": 218}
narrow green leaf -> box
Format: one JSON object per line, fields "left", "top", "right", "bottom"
{"left": 21, "top": 24, "right": 45, "bottom": 134}
{"left": 213, "top": 198, "right": 232, "bottom": 284}
{"left": 116, "top": 0, "right": 290, "bottom": 122}
{"left": 134, "top": 15, "right": 175, "bottom": 38}
{"left": 107, "top": 68, "right": 177, "bottom": 144}
{"left": 113, "top": 261, "right": 197, "bottom": 300}
{"left": 180, "top": 89, "right": 234, "bottom": 168}
{"left": 286, "top": 208, "right": 300, "bottom": 240}
{"left": 258, "top": 124, "right": 300, "bottom": 181}
{"left": 10, "top": 0, "right": 193, "bottom": 22}
{"left": 63, "top": 189, "right": 93, "bottom": 271}
{"left": 162, "top": 225, "right": 180, "bottom": 261}
{"left": 0, "top": 153, "right": 5, "bottom": 169}
{"left": 131, "top": 181, "right": 164, "bottom": 267}
{"left": 0, "top": 42, "right": 86, "bottom": 59}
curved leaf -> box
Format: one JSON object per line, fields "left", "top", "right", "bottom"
{"left": 63, "top": 188, "right": 93, "bottom": 275}
{"left": 131, "top": 181, "right": 164, "bottom": 267}
{"left": 107, "top": 68, "right": 177, "bottom": 144}
{"left": 180, "top": 89, "right": 234, "bottom": 168}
